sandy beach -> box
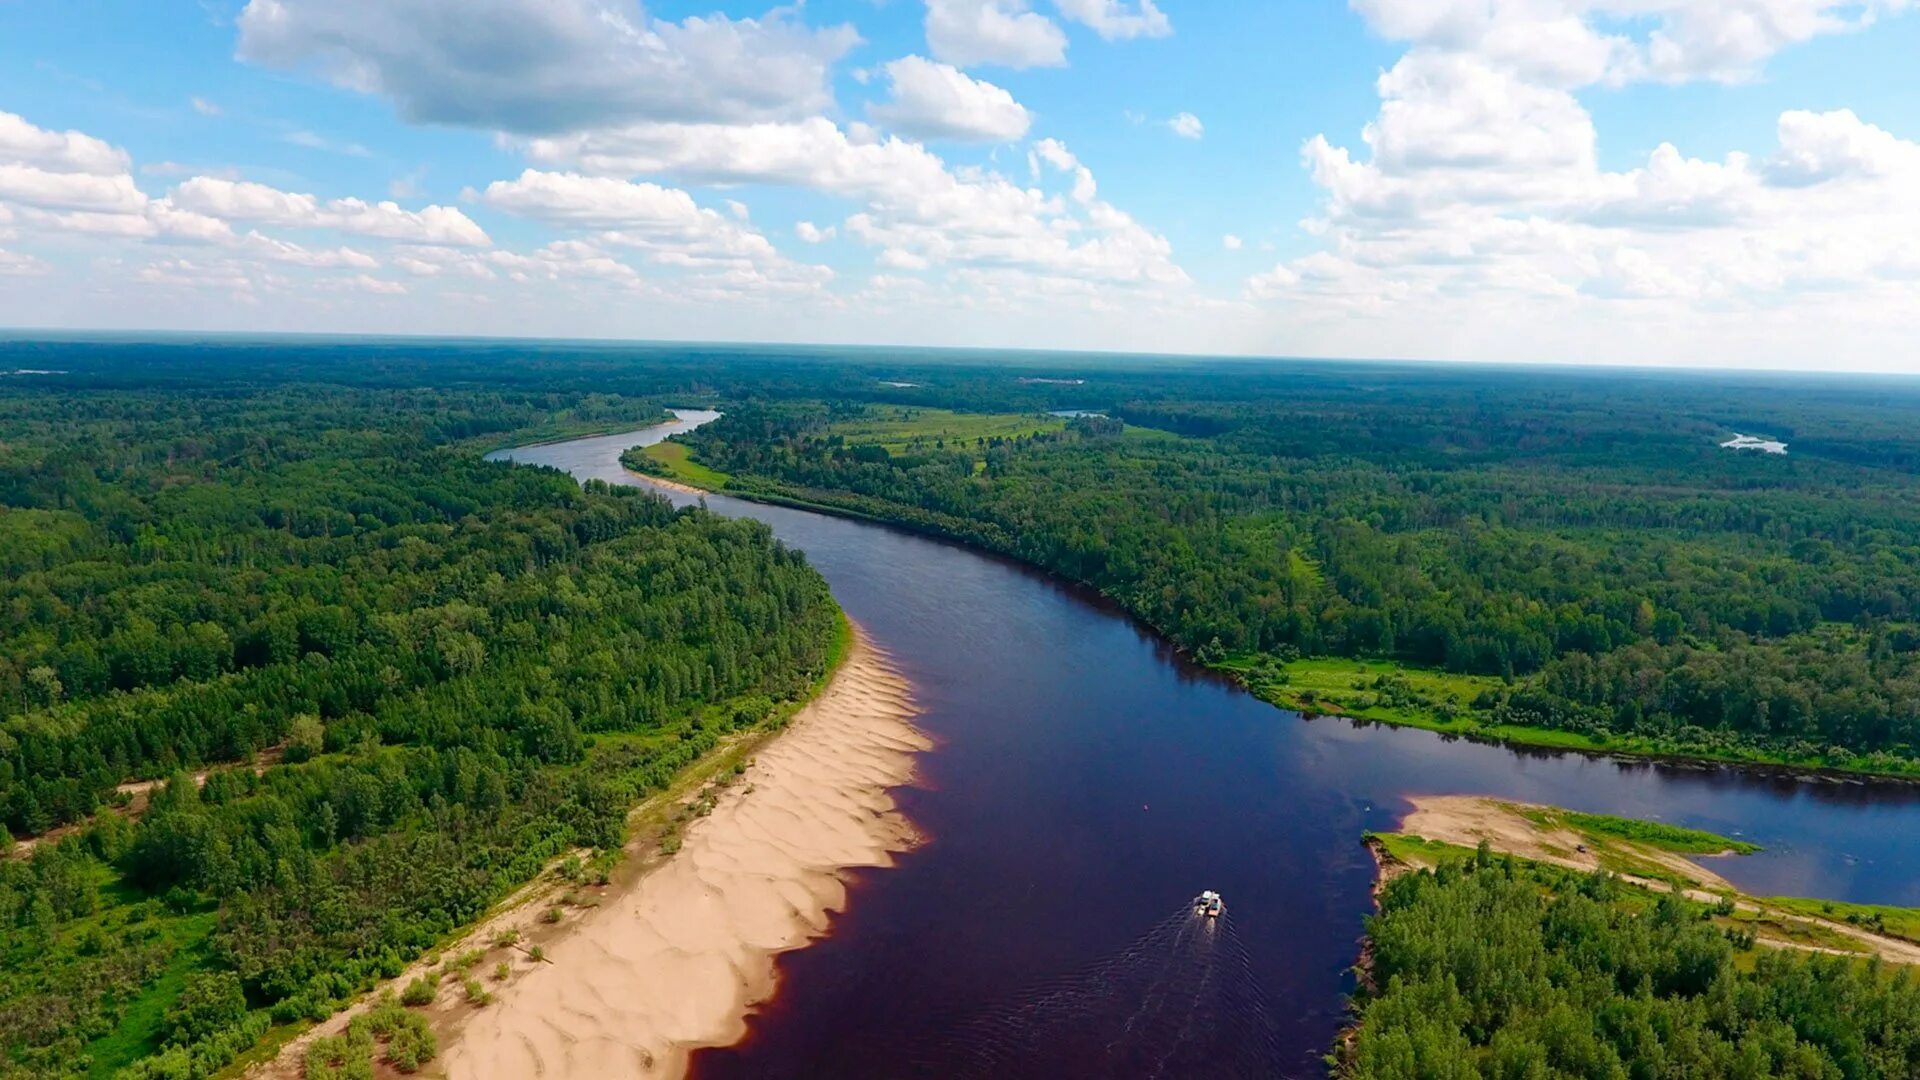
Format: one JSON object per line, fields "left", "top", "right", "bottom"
{"left": 435, "top": 629, "right": 927, "bottom": 1079}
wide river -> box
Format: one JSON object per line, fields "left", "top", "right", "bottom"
{"left": 492, "top": 412, "right": 1920, "bottom": 1078}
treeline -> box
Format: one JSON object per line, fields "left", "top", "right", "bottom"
{"left": 1341, "top": 850, "right": 1920, "bottom": 1077}
{"left": 0, "top": 384, "right": 840, "bottom": 1078}
{"left": 670, "top": 389, "right": 1920, "bottom": 767}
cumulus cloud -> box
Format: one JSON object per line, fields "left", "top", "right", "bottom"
{"left": 478, "top": 168, "right": 833, "bottom": 299}
{"left": 795, "top": 221, "right": 835, "bottom": 243}
{"left": 525, "top": 119, "right": 1185, "bottom": 290}
{"left": 1269, "top": 36, "right": 1920, "bottom": 332}
{"left": 870, "top": 56, "right": 1032, "bottom": 142}
{"left": 235, "top": 0, "right": 860, "bottom": 134}
{"left": 925, "top": 0, "right": 1068, "bottom": 69}
{"left": 1347, "top": 0, "right": 1912, "bottom": 87}
{"left": 479, "top": 169, "right": 776, "bottom": 260}
{"left": 1168, "top": 112, "right": 1203, "bottom": 140}
{"left": 1222, "top": 234, "right": 1242, "bottom": 251}
{"left": 0, "top": 111, "right": 129, "bottom": 175}
{"left": 169, "top": 177, "right": 490, "bottom": 245}
{"left": 1053, "top": 0, "right": 1171, "bottom": 40}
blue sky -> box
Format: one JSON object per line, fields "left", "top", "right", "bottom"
{"left": 1, "top": 1, "right": 1917, "bottom": 370}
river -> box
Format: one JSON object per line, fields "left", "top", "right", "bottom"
{"left": 490, "top": 412, "right": 1920, "bottom": 1078}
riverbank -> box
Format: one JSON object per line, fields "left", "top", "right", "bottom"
{"left": 1371, "top": 795, "right": 1920, "bottom": 965}
{"left": 1342, "top": 798, "right": 1920, "bottom": 1077}
{"left": 433, "top": 627, "right": 926, "bottom": 1079}
{"left": 1252, "top": 669, "right": 1920, "bottom": 784}
{"left": 617, "top": 443, "right": 1920, "bottom": 787}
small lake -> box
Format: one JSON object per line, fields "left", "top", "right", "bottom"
{"left": 491, "top": 413, "right": 1920, "bottom": 1078}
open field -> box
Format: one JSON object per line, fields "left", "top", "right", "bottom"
{"left": 634, "top": 439, "right": 732, "bottom": 489}
{"left": 829, "top": 405, "right": 1066, "bottom": 452}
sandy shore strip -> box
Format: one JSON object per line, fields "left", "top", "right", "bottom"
{"left": 630, "top": 472, "right": 712, "bottom": 496}
{"left": 435, "top": 629, "right": 927, "bottom": 1079}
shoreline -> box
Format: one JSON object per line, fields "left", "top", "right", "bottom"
{"left": 435, "top": 627, "right": 927, "bottom": 1079}
{"left": 625, "top": 465, "right": 1920, "bottom": 787}
{"left": 1373, "top": 795, "right": 1920, "bottom": 965}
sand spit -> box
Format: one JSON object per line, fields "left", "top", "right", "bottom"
{"left": 629, "top": 472, "right": 711, "bottom": 496}
{"left": 1399, "top": 795, "right": 1735, "bottom": 889}
{"left": 1387, "top": 795, "right": 1920, "bottom": 966}
{"left": 437, "top": 630, "right": 928, "bottom": 1079}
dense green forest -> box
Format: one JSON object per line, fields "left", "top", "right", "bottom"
{"left": 0, "top": 379, "right": 840, "bottom": 1078}
{"left": 654, "top": 376, "right": 1920, "bottom": 775}
{"left": 1341, "top": 847, "right": 1920, "bottom": 1078}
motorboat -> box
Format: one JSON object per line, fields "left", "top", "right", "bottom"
{"left": 1196, "top": 890, "right": 1223, "bottom": 918}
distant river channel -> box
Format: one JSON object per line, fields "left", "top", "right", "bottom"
{"left": 490, "top": 412, "right": 1920, "bottom": 1078}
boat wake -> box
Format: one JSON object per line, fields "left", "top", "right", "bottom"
{"left": 896, "top": 901, "right": 1286, "bottom": 1078}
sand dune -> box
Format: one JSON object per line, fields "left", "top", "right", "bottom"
{"left": 437, "top": 629, "right": 928, "bottom": 1079}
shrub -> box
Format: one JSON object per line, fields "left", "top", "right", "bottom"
{"left": 163, "top": 970, "right": 249, "bottom": 1048}
{"left": 400, "top": 976, "right": 436, "bottom": 1007}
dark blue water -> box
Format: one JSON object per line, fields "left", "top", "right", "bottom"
{"left": 492, "top": 416, "right": 1920, "bottom": 1078}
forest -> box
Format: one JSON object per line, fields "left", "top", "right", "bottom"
{"left": 651, "top": 367, "right": 1920, "bottom": 775}
{"left": 0, "top": 376, "right": 841, "bottom": 1078}
{"left": 1341, "top": 847, "right": 1920, "bottom": 1078}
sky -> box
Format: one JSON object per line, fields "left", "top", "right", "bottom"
{"left": 1, "top": 1, "right": 1918, "bottom": 371}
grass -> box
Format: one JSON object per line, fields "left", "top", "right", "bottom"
{"left": 1555, "top": 809, "right": 1759, "bottom": 855}
{"left": 829, "top": 406, "right": 1066, "bottom": 454}
{"left": 1769, "top": 897, "right": 1920, "bottom": 944}
{"left": 1366, "top": 831, "right": 1472, "bottom": 868}
{"left": 83, "top": 911, "right": 220, "bottom": 1078}
{"left": 1223, "top": 654, "right": 1502, "bottom": 730}
{"left": 633, "top": 440, "right": 731, "bottom": 489}
{"left": 1220, "top": 652, "right": 1920, "bottom": 782}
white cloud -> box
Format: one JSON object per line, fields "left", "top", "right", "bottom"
{"left": 479, "top": 169, "right": 776, "bottom": 260}
{"left": 1347, "top": 0, "right": 1913, "bottom": 87}
{"left": 169, "top": 177, "right": 490, "bottom": 245}
{"left": 235, "top": 0, "right": 860, "bottom": 134}
{"left": 1222, "top": 234, "right": 1242, "bottom": 250}
{"left": 0, "top": 165, "right": 150, "bottom": 215}
{"left": 925, "top": 0, "right": 1068, "bottom": 69}
{"left": 478, "top": 168, "right": 832, "bottom": 298}
{"left": 0, "top": 111, "right": 129, "bottom": 175}
{"left": 1053, "top": 0, "right": 1171, "bottom": 40}
{"left": 795, "top": 221, "right": 835, "bottom": 243}
{"left": 0, "top": 248, "right": 45, "bottom": 276}
{"left": 526, "top": 119, "right": 1185, "bottom": 290}
{"left": 1168, "top": 112, "right": 1203, "bottom": 140}
{"left": 1264, "top": 6, "right": 1920, "bottom": 354}
{"left": 191, "top": 97, "right": 223, "bottom": 117}
{"left": 870, "top": 56, "right": 1032, "bottom": 142}
{"left": 1767, "top": 108, "right": 1920, "bottom": 186}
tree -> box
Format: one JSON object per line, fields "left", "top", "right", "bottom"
{"left": 164, "top": 970, "right": 249, "bottom": 1047}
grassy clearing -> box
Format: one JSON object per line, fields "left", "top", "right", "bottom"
{"left": 633, "top": 440, "right": 731, "bottom": 489}
{"left": 1769, "top": 896, "right": 1920, "bottom": 945}
{"left": 1224, "top": 654, "right": 1501, "bottom": 729}
{"left": 1556, "top": 809, "right": 1758, "bottom": 855}
{"left": 1366, "top": 831, "right": 1472, "bottom": 868}
{"left": 830, "top": 406, "right": 1066, "bottom": 453}
{"left": 83, "top": 911, "right": 220, "bottom": 1077}
{"left": 1224, "top": 652, "right": 1920, "bottom": 780}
